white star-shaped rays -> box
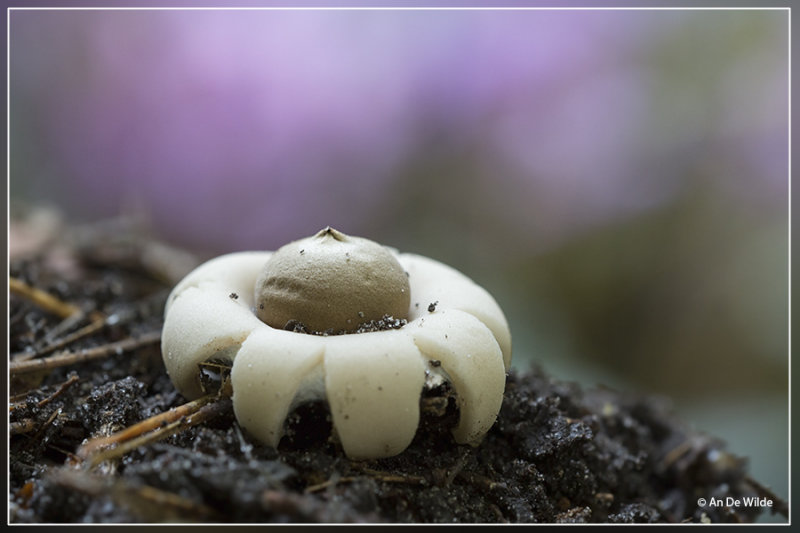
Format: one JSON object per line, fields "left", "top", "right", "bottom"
{"left": 162, "top": 251, "right": 511, "bottom": 460}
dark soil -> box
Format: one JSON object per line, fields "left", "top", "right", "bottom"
{"left": 7, "top": 214, "right": 787, "bottom": 524}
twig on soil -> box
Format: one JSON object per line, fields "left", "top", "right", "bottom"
{"left": 38, "top": 311, "right": 91, "bottom": 350}
{"left": 440, "top": 447, "right": 470, "bottom": 487}
{"left": 345, "top": 466, "right": 428, "bottom": 489}
{"left": 10, "top": 373, "right": 81, "bottom": 413}
{"left": 9, "top": 276, "right": 81, "bottom": 318}
{"left": 354, "top": 465, "right": 427, "bottom": 483}
{"left": 10, "top": 419, "right": 37, "bottom": 435}
{"left": 50, "top": 467, "right": 220, "bottom": 522}
{"left": 80, "top": 395, "right": 232, "bottom": 468}
{"left": 457, "top": 471, "right": 507, "bottom": 492}
{"left": 9, "top": 331, "right": 161, "bottom": 376}
{"left": 660, "top": 439, "right": 694, "bottom": 470}
{"left": 77, "top": 394, "right": 217, "bottom": 458}
{"left": 304, "top": 469, "right": 427, "bottom": 494}
{"left": 304, "top": 476, "right": 358, "bottom": 494}
{"left": 28, "top": 408, "right": 61, "bottom": 444}
{"left": 36, "top": 373, "right": 81, "bottom": 408}
{"left": 304, "top": 465, "right": 429, "bottom": 494}
{"left": 13, "top": 312, "right": 107, "bottom": 361}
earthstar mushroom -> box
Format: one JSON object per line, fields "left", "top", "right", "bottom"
{"left": 161, "top": 227, "right": 512, "bottom": 460}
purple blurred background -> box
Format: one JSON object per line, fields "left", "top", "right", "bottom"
{"left": 9, "top": 8, "right": 788, "bottom": 512}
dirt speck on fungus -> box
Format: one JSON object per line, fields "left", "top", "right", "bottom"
{"left": 8, "top": 211, "right": 787, "bottom": 524}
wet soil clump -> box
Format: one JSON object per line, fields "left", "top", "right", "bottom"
{"left": 8, "top": 215, "right": 786, "bottom": 524}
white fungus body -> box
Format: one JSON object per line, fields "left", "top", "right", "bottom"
{"left": 162, "top": 235, "right": 512, "bottom": 460}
